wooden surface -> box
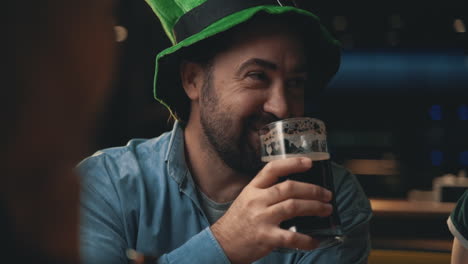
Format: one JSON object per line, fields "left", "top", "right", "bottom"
{"left": 369, "top": 198, "right": 455, "bottom": 253}
{"left": 372, "top": 239, "right": 453, "bottom": 252}
{"left": 369, "top": 249, "right": 451, "bottom": 264}
{"left": 370, "top": 199, "right": 456, "bottom": 217}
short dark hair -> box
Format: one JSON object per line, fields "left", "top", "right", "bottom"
{"left": 169, "top": 26, "right": 235, "bottom": 121}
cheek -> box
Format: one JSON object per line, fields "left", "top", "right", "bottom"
{"left": 221, "top": 90, "right": 266, "bottom": 118}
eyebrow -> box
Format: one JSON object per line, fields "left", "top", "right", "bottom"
{"left": 236, "top": 58, "right": 308, "bottom": 75}
{"left": 237, "top": 58, "right": 277, "bottom": 74}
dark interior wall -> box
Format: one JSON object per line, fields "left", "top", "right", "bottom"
{"left": 94, "top": 0, "right": 172, "bottom": 150}
{"left": 301, "top": 1, "right": 468, "bottom": 198}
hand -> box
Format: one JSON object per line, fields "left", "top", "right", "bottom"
{"left": 211, "top": 157, "right": 333, "bottom": 264}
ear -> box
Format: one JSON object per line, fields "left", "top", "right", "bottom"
{"left": 180, "top": 61, "right": 205, "bottom": 101}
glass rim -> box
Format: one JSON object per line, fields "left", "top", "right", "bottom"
{"left": 260, "top": 117, "right": 325, "bottom": 131}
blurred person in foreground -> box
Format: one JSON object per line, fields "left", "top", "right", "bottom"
{"left": 79, "top": 0, "right": 372, "bottom": 263}
{"left": 1, "top": 0, "right": 116, "bottom": 263}
{"left": 448, "top": 191, "right": 468, "bottom": 264}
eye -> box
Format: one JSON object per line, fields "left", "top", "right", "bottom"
{"left": 246, "top": 71, "right": 269, "bottom": 82}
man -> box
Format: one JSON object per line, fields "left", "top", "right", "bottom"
{"left": 79, "top": 1, "right": 372, "bottom": 263}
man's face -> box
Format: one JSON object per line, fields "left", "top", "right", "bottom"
{"left": 198, "top": 19, "right": 309, "bottom": 175}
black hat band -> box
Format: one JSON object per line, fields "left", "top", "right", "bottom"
{"left": 173, "top": 0, "right": 295, "bottom": 43}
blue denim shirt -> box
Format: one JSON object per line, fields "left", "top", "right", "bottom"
{"left": 79, "top": 121, "right": 372, "bottom": 264}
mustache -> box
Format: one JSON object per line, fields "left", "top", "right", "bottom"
{"left": 246, "top": 113, "right": 279, "bottom": 131}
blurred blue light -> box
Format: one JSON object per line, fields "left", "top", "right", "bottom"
{"left": 460, "top": 151, "right": 468, "bottom": 166}
{"left": 429, "top": 105, "right": 442, "bottom": 120}
{"left": 458, "top": 105, "right": 468, "bottom": 121}
{"left": 326, "top": 50, "right": 468, "bottom": 94}
{"left": 431, "top": 150, "right": 443, "bottom": 166}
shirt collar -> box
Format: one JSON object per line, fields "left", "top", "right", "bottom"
{"left": 164, "top": 121, "right": 205, "bottom": 212}
{"left": 164, "top": 121, "right": 190, "bottom": 187}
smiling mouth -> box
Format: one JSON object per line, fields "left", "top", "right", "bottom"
{"left": 247, "top": 127, "right": 260, "bottom": 139}
{"left": 250, "top": 121, "right": 274, "bottom": 133}
{"left": 247, "top": 129, "right": 261, "bottom": 150}
{"left": 246, "top": 113, "right": 278, "bottom": 132}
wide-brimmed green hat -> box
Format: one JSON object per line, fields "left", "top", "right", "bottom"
{"left": 145, "top": 0, "right": 341, "bottom": 120}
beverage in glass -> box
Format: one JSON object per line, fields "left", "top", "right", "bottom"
{"left": 259, "top": 117, "right": 343, "bottom": 250}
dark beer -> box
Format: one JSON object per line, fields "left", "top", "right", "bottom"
{"left": 277, "top": 159, "right": 342, "bottom": 238}
{"left": 259, "top": 117, "right": 343, "bottom": 249}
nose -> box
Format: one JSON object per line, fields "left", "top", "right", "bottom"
{"left": 263, "top": 83, "right": 291, "bottom": 119}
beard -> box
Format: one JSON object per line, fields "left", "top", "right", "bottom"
{"left": 199, "top": 75, "right": 278, "bottom": 175}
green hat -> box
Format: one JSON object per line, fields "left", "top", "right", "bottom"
{"left": 145, "top": 0, "right": 341, "bottom": 120}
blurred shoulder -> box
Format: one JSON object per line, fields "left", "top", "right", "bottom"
{"left": 331, "top": 161, "right": 372, "bottom": 223}
{"left": 330, "top": 162, "right": 350, "bottom": 176}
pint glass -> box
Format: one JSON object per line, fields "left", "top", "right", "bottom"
{"left": 259, "top": 117, "right": 343, "bottom": 250}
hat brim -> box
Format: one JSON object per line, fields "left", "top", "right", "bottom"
{"left": 153, "top": 6, "right": 341, "bottom": 120}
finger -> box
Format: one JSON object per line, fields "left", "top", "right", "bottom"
{"left": 250, "top": 157, "right": 312, "bottom": 188}
{"left": 264, "top": 180, "right": 332, "bottom": 205}
{"left": 266, "top": 199, "right": 333, "bottom": 224}
{"left": 270, "top": 228, "right": 319, "bottom": 251}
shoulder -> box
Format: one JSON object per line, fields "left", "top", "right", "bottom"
{"left": 331, "top": 162, "right": 364, "bottom": 195}
{"left": 81, "top": 130, "right": 172, "bottom": 165}
{"left": 454, "top": 191, "right": 468, "bottom": 210}
{"left": 331, "top": 162, "right": 372, "bottom": 231}
{"left": 449, "top": 191, "right": 468, "bottom": 244}
{"left": 78, "top": 131, "right": 173, "bottom": 189}
{"left": 451, "top": 191, "right": 468, "bottom": 226}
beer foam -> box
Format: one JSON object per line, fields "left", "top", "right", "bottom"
{"left": 261, "top": 152, "right": 330, "bottom": 162}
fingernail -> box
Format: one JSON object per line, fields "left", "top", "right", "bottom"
{"left": 301, "top": 157, "right": 312, "bottom": 167}
{"left": 325, "top": 203, "right": 333, "bottom": 212}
